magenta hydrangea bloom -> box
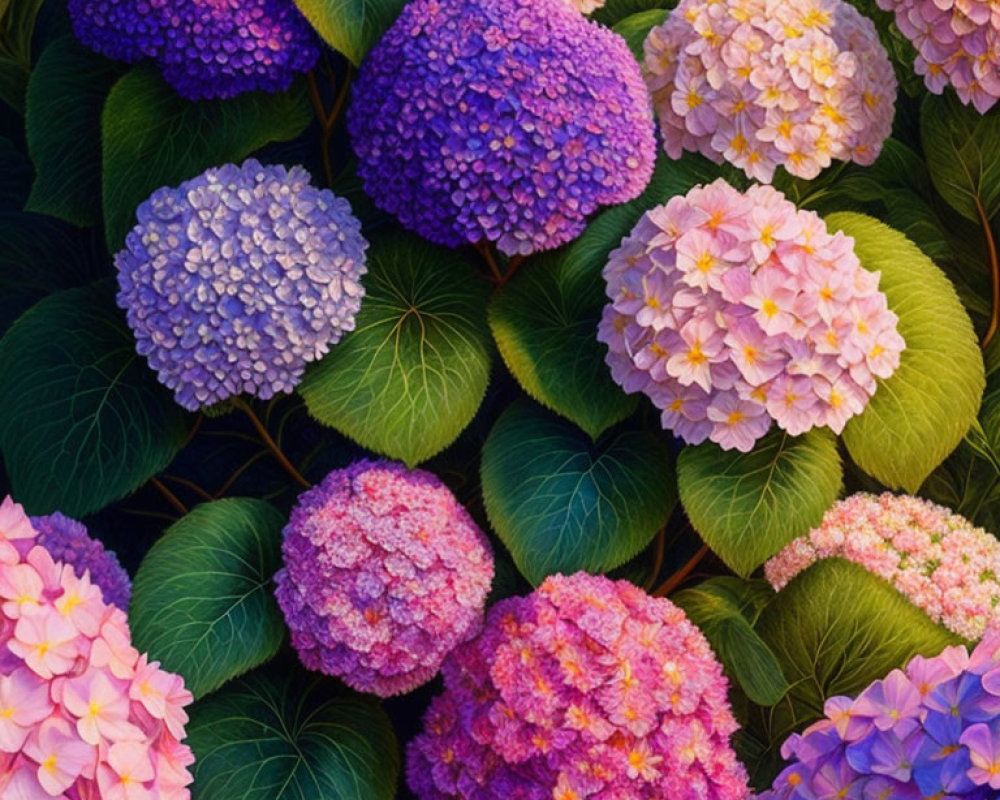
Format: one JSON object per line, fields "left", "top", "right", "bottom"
{"left": 274, "top": 460, "right": 494, "bottom": 697}
{"left": 407, "top": 571, "right": 749, "bottom": 800}
{"left": 598, "top": 179, "right": 904, "bottom": 451}
{"left": 347, "top": 0, "right": 656, "bottom": 256}
{"left": 68, "top": 0, "right": 319, "bottom": 100}
{"left": 765, "top": 493, "right": 1000, "bottom": 641}
{"left": 115, "top": 159, "right": 368, "bottom": 411}
{"left": 644, "top": 0, "right": 896, "bottom": 182}
{"left": 30, "top": 512, "right": 131, "bottom": 612}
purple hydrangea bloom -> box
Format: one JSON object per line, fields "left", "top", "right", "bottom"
{"left": 68, "top": 0, "right": 319, "bottom": 100}
{"left": 115, "top": 159, "right": 368, "bottom": 411}
{"left": 347, "top": 0, "right": 656, "bottom": 256}
{"left": 29, "top": 512, "right": 131, "bottom": 611}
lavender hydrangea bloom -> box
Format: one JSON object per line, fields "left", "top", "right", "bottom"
{"left": 115, "top": 159, "right": 368, "bottom": 411}
{"left": 30, "top": 512, "right": 131, "bottom": 611}
{"left": 348, "top": 0, "right": 656, "bottom": 256}
{"left": 68, "top": 0, "right": 319, "bottom": 100}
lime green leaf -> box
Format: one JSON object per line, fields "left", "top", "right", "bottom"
{"left": 292, "top": 0, "right": 405, "bottom": 66}
{"left": 299, "top": 234, "right": 491, "bottom": 467}
{"left": 592, "top": 0, "right": 675, "bottom": 27}
{"left": 828, "top": 212, "right": 985, "bottom": 492}
{"left": 0, "top": 280, "right": 189, "bottom": 516}
{"left": 480, "top": 399, "right": 675, "bottom": 585}
{"left": 677, "top": 428, "right": 842, "bottom": 578}
{"left": 187, "top": 661, "right": 399, "bottom": 800}
{"left": 101, "top": 64, "right": 311, "bottom": 251}
{"left": 612, "top": 9, "right": 669, "bottom": 61}
{"left": 130, "top": 498, "right": 286, "bottom": 699}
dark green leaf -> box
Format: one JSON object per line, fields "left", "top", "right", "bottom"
{"left": 591, "top": 0, "right": 675, "bottom": 27}
{"left": 612, "top": 9, "right": 669, "bottom": 61}
{"left": 0, "top": 0, "right": 47, "bottom": 112}
{"left": 292, "top": 0, "right": 406, "bottom": 66}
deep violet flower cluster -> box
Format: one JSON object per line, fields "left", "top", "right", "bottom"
{"left": 758, "top": 631, "right": 1000, "bottom": 800}
{"left": 766, "top": 493, "right": 1000, "bottom": 641}
{"left": 0, "top": 496, "right": 193, "bottom": 800}
{"left": 876, "top": 0, "right": 1000, "bottom": 113}
{"left": 115, "top": 159, "right": 368, "bottom": 412}
{"left": 68, "top": 0, "right": 319, "bottom": 100}
{"left": 30, "top": 513, "right": 131, "bottom": 612}
{"left": 407, "top": 572, "right": 750, "bottom": 800}
{"left": 644, "top": 0, "right": 897, "bottom": 182}
{"left": 347, "top": 0, "right": 656, "bottom": 256}
{"left": 598, "top": 179, "right": 904, "bottom": 452}
{"left": 274, "top": 460, "right": 494, "bottom": 697}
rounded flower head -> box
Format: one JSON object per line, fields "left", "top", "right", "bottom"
{"left": 115, "top": 159, "right": 368, "bottom": 411}
{"left": 644, "top": 0, "right": 896, "bottom": 181}
{"left": 599, "top": 179, "right": 903, "bottom": 451}
{"left": 347, "top": 0, "right": 656, "bottom": 256}
{"left": 408, "top": 571, "right": 749, "bottom": 800}
{"left": 69, "top": 0, "right": 320, "bottom": 100}
{"left": 0, "top": 496, "right": 194, "bottom": 799}
{"left": 274, "top": 460, "right": 494, "bottom": 697}
{"left": 30, "top": 512, "right": 131, "bottom": 612}
{"left": 765, "top": 493, "right": 1000, "bottom": 641}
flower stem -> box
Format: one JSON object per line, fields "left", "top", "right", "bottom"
{"left": 652, "top": 544, "right": 709, "bottom": 598}
{"left": 232, "top": 397, "right": 311, "bottom": 489}
{"left": 977, "top": 196, "right": 999, "bottom": 349}
{"left": 476, "top": 241, "right": 504, "bottom": 283}
{"left": 161, "top": 474, "right": 214, "bottom": 503}
{"left": 150, "top": 476, "right": 188, "bottom": 516}
{"left": 213, "top": 450, "right": 268, "bottom": 498}
{"left": 642, "top": 526, "right": 667, "bottom": 592}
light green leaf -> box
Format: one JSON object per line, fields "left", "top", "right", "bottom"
{"left": 481, "top": 399, "right": 675, "bottom": 585}
{"left": 677, "top": 428, "right": 842, "bottom": 578}
{"left": 299, "top": 233, "right": 491, "bottom": 467}
{"left": 292, "top": 0, "right": 406, "bottom": 66}
{"left": 129, "top": 498, "right": 286, "bottom": 699}
{"left": 612, "top": 9, "right": 669, "bottom": 61}
{"left": 828, "top": 211, "right": 985, "bottom": 492}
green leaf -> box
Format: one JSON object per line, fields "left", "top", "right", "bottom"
{"left": 0, "top": 0, "right": 47, "bottom": 112}
{"left": 25, "top": 36, "right": 122, "bottom": 226}
{"left": 612, "top": 9, "right": 669, "bottom": 61}
{"left": 299, "top": 233, "right": 491, "bottom": 467}
{"left": 480, "top": 399, "right": 675, "bottom": 585}
{"left": 292, "top": 0, "right": 405, "bottom": 66}
{"left": 129, "top": 498, "right": 286, "bottom": 699}
{"left": 187, "top": 661, "right": 399, "bottom": 800}
{"left": 101, "top": 64, "right": 312, "bottom": 251}
{"left": 828, "top": 212, "right": 985, "bottom": 492}
{"left": 673, "top": 577, "right": 789, "bottom": 706}
{"left": 0, "top": 280, "right": 189, "bottom": 516}
{"left": 676, "top": 428, "right": 842, "bottom": 578}
{"left": 592, "top": 0, "right": 675, "bottom": 27}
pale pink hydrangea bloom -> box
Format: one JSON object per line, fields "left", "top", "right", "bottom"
{"left": 0, "top": 495, "right": 194, "bottom": 799}
{"left": 559, "top": 0, "right": 605, "bottom": 12}
{"left": 765, "top": 492, "right": 1000, "bottom": 640}
{"left": 644, "top": 0, "right": 897, "bottom": 181}
{"left": 599, "top": 179, "right": 904, "bottom": 451}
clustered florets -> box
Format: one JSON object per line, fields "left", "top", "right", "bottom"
{"left": 766, "top": 493, "right": 1000, "bottom": 641}
{"left": 115, "top": 159, "right": 368, "bottom": 412}
{"left": 407, "top": 571, "right": 749, "bottom": 800}
{"left": 598, "top": 179, "right": 903, "bottom": 452}
{"left": 348, "top": 0, "right": 656, "bottom": 256}
{"left": 274, "top": 460, "right": 494, "bottom": 697}
{"left": 759, "top": 631, "right": 1000, "bottom": 799}
{"left": 644, "top": 0, "right": 897, "bottom": 182}
{"left": 68, "top": 0, "right": 319, "bottom": 100}
{"left": 876, "top": 0, "right": 1000, "bottom": 113}
{"left": 0, "top": 496, "right": 193, "bottom": 799}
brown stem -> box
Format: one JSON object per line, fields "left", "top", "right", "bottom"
{"left": 306, "top": 71, "right": 329, "bottom": 127}
{"left": 503, "top": 254, "right": 526, "bottom": 286}
{"left": 327, "top": 65, "right": 353, "bottom": 130}
{"left": 642, "top": 527, "right": 667, "bottom": 592}
{"left": 150, "top": 477, "right": 188, "bottom": 516}
{"left": 652, "top": 544, "right": 709, "bottom": 598}
{"left": 977, "top": 196, "right": 1000, "bottom": 349}
{"left": 213, "top": 451, "right": 269, "bottom": 498}
{"left": 232, "top": 397, "right": 311, "bottom": 489}
{"left": 162, "top": 474, "right": 214, "bottom": 502}
{"left": 475, "top": 241, "right": 504, "bottom": 283}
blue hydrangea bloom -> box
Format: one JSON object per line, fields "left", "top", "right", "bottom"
{"left": 347, "top": 0, "right": 656, "bottom": 256}
{"left": 115, "top": 159, "right": 368, "bottom": 411}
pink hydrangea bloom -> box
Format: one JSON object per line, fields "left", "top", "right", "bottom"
{"left": 0, "top": 496, "right": 194, "bottom": 800}
{"left": 407, "top": 571, "right": 749, "bottom": 800}
{"left": 765, "top": 492, "right": 1000, "bottom": 640}
{"left": 877, "top": 0, "right": 1000, "bottom": 113}
{"left": 644, "top": 0, "right": 897, "bottom": 181}
{"left": 274, "top": 460, "right": 494, "bottom": 697}
{"left": 598, "top": 179, "right": 903, "bottom": 451}
{"left": 559, "top": 0, "right": 605, "bottom": 12}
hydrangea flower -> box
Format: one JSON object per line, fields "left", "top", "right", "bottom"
{"left": 348, "top": 0, "right": 656, "bottom": 256}
{"left": 115, "top": 159, "right": 368, "bottom": 411}
{"left": 765, "top": 493, "right": 1000, "bottom": 641}
{"left": 68, "top": 0, "right": 319, "bottom": 100}
{"left": 877, "top": 0, "right": 1000, "bottom": 113}
{"left": 407, "top": 571, "right": 749, "bottom": 800}
{"left": 274, "top": 460, "right": 494, "bottom": 697}
{"left": 0, "top": 496, "right": 194, "bottom": 799}
{"left": 758, "top": 630, "right": 1000, "bottom": 800}
{"left": 30, "top": 512, "right": 131, "bottom": 612}
{"left": 598, "top": 179, "right": 903, "bottom": 452}
{"left": 644, "top": 0, "right": 897, "bottom": 181}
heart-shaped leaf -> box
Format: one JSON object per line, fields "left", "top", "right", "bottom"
{"left": 292, "top": 0, "right": 406, "bottom": 66}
